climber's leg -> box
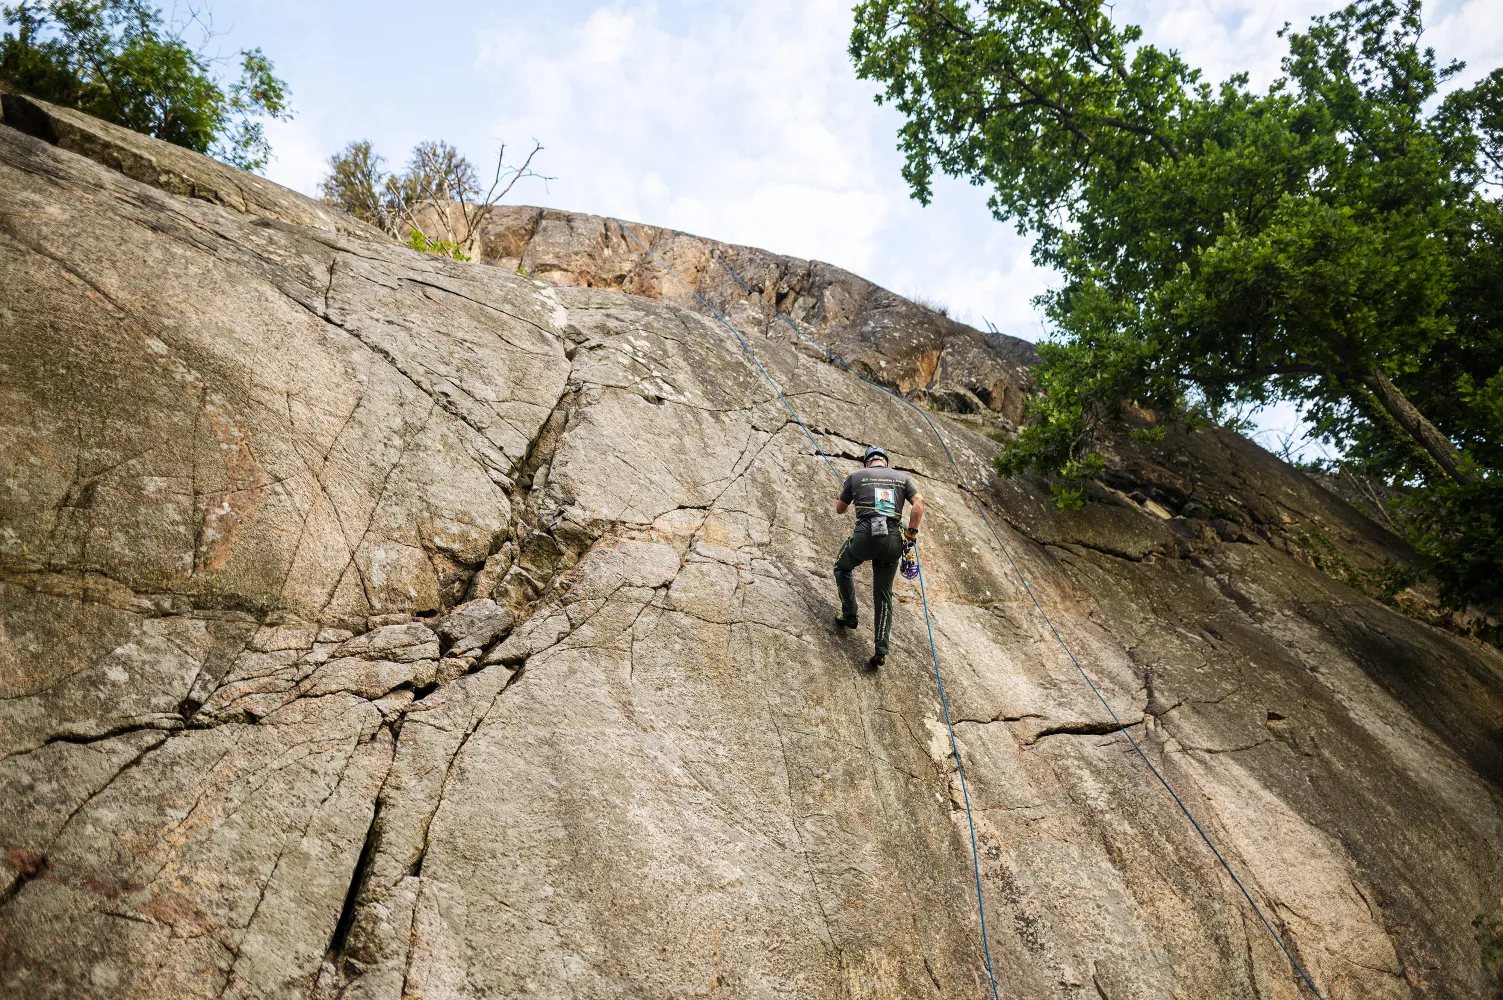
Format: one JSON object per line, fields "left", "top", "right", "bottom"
{"left": 832, "top": 533, "right": 865, "bottom": 626}
{"left": 870, "top": 532, "right": 903, "bottom": 661}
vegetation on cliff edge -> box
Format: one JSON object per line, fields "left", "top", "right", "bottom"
{"left": 853, "top": 0, "right": 1502, "bottom": 617}
{"left": 0, "top": 0, "right": 289, "bottom": 170}
{"left": 320, "top": 138, "right": 550, "bottom": 260}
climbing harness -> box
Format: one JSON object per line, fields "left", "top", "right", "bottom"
{"left": 612, "top": 220, "right": 1328, "bottom": 1000}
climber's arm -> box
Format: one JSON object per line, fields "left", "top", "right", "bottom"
{"left": 908, "top": 494, "right": 924, "bottom": 532}
{"left": 836, "top": 498, "right": 850, "bottom": 514}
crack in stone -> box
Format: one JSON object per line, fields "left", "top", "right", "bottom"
{"left": 47, "top": 732, "right": 171, "bottom": 845}
{"left": 1027, "top": 719, "right": 1141, "bottom": 744}
{"left": 1168, "top": 738, "right": 1275, "bottom": 755}
{"left": 216, "top": 738, "right": 364, "bottom": 998}
{"left": 401, "top": 276, "right": 564, "bottom": 355}
{"left": 764, "top": 702, "right": 845, "bottom": 967}
{"left": 0, "top": 852, "right": 48, "bottom": 910}
{"left": 322, "top": 784, "right": 385, "bottom": 977}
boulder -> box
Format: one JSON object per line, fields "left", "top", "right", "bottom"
{"left": 419, "top": 204, "right": 1040, "bottom": 428}
{"left": 436, "top": 599, "right": 517, "bottom": 656}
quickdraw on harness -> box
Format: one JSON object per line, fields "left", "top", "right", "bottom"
{"left": 900, "top": 537, "right": 920, "bottom": 581}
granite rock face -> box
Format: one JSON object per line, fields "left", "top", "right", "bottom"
{"left": 3, "top": 114, "right": 1503, "bottom": 1000}
{"left": 456, "top": 204, "right": 1038, "bottom": 431}
{"left": 1, "top": 92, "right": 388, "bottom": 240}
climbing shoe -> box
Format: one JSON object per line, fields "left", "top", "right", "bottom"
{"left": 834, "top": 615, "right": 859, "bottom": 630}
{"left": 866, "top": 653, "right": 884, "bottom": 671}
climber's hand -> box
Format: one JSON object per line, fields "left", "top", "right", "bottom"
{"left": 901, "top": 525, "right": 918, "bottom": 546}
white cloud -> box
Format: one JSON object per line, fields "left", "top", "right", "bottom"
{"left": 260, "top": 115, "right": 332, "bottom": 195}
{"left": 1430, "top": 0, "right": 1503, "bottom": 88}
{"left": 239, "top": 0, "right": 1501, "bottom": 349}
{"left": 463, "top": 0, "right": 906, "bottom": 285}
{"left": 578, "top": 7, "right": 636, "bottom": 65}
{"left": 1115, "top": 0, "right": 1346, "bottom": 89}
{"left": 444, "top": 0, "right": 1070, "bottom": 347}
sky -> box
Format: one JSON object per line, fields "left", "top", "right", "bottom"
{"left": 193, "top": 0, "right": 1502, "bottom": 459}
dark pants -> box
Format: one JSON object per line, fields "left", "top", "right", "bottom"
{"left": 833, "top": 528, "right": 904, "bottom": 657}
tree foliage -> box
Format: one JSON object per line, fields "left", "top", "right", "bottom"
{"left": 0, "top": 0, "right": 290, "bottom": 170}
{"left": 852, "top": 0, "right": 1503, "bottom": 611}
{"left": 320, "top": 138, "right": 548, "bottom": 259}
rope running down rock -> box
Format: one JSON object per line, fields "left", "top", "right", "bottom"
{"left": 612, "top": 218, "right": 1005, "bottom": 1000}
{"left": 701, "top": 241, "right": 1329, "bottom": 1000}
{"left": 614, "top": 218, "right": 1327, "bottom": 1000}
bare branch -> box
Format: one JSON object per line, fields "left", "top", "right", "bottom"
{"left": 460, "top": 140, "right": 555, "bottom": 254}
{"left": 1189, "top": 364, "right": 1333, "bottom": 383}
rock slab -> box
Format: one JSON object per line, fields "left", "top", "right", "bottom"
{"left": 2, "top": 112, "right": 1502, "bottom": 1000}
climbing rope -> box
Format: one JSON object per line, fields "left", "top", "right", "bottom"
{"left": 701, "top": 244, "right": 1329, "bottom": 1000}
{"left": 613, "top": 219, "right": 1005, "bottom": 1000}
{"left": 616, "top": 218, "right": 1330, "bottom": 998}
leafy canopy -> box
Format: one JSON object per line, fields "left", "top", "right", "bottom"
{"left": 852, "top": 0, "right": 1503, "bottom": 610}
{"left": 0, "top": 0, "right": 290, "bottom": 169}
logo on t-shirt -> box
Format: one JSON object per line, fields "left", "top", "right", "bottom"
{"left": 873, "top": 486, "right": 897, "bottom": 518}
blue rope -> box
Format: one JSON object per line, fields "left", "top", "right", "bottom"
{"left": 614, "top": 219, "right": 1005, "bottom": 1000}
{"left": 916, "top": 551, "right": 1005, "bottom": 1000}
{"left": 703, "top": 246, "right": 1328, "bottom": 1000}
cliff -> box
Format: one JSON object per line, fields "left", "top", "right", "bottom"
{"left": 3, "top": 94, "right": 1503, "bottom": 1000}
{"left": 456, "top": 204, "right": 1038, "bottom": 432}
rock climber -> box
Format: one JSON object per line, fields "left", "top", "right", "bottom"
{"left": 833, "top": 445, "right": 924, "bottom": 669}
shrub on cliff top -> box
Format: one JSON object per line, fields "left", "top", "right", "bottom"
{"left": 320, "top": 138, "right": 549, "bottom": 260}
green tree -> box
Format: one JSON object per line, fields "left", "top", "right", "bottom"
{"left": 852, "top": 0, "right": 1502, "bottom": 611}
{"left": 0, "top": 0, "right": 290, "bottom": 170}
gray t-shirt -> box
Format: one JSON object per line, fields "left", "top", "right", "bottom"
{"left": 840, "top": 466, "right": 917, "bottom": 532}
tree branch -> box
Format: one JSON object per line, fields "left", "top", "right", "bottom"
{"left": 1188, "top": 364, "right": 1333, "bottom": 383}
{"left": 1359, "top": 368, "right": 1477, "bottom": 484}
{"left": 460, "top": 140, "right": 551, "bottom": 255}
{"left": 1188, "top": 364, "right": 1473, "bottom": 484}
{"left": 994, "top": 66, "right": 1180, "bottom": 160}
